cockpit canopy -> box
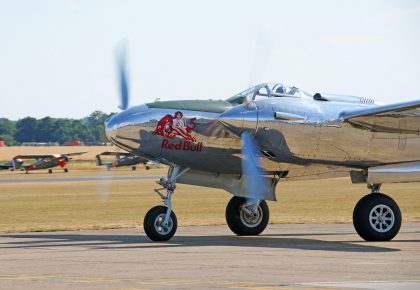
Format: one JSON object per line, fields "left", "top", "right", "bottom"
{"left": 226, "top": 83, "right": 312, "bottom": 105}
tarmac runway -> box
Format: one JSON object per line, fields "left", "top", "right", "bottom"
{"left": 0, "top": 223, "right": 419, "bottom": 290}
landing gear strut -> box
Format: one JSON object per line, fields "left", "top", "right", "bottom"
{"left": 143, "top": 165, "right": 189, "bottom": 241}
{"left": 353, "top": 184, "right": 402, "bottom": 241}
{"left": 226, "top": 196, "right": 269, "bottom": 236}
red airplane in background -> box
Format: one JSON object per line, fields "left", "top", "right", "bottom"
{"left": 13, "top": 152, "right": 87, "bottom": 173}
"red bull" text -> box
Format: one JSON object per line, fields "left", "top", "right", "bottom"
{"left": 161, "top": 139, "right": 203, "bottom": 152}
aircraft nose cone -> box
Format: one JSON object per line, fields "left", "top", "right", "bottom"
{"left": 105, "top": 113, "right": 121, "bottom": 141}
{"left": 105, "top": 104, "right": 150, "bottom": 142}
{"left": 218, "top": 104, "right": 258, "bottom": 136}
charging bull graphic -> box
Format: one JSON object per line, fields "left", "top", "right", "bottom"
{"left": 153, "top": 111, "right": 197, "bottom": 142}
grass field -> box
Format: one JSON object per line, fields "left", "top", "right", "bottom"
{"left": 0, "top": 167, "right": 419, "bottom": 233}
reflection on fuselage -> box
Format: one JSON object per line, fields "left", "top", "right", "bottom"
{"left": 105, "top": 97, "right": 420, "bottom": 179}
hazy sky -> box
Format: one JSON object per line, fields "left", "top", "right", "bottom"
{"left": 1, "top": 0, "right": 419, "bottom": 120}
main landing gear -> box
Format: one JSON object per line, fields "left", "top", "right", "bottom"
{"left": 353, "top": 184, "right": 401, "bottom": 241}
{"left": 226, "top": 196, "right": 269, "bottom": 236}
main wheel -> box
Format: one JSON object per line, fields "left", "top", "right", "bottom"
{"left": 48, "top": 169, "right": 53, "bottom": 174}
{"left": 144, "top": 206, "right": 177, "bottom": 241}
{"left": 132, "top": 166, "right": 136, "bottom": 171}
{"left": 64, "top": 168, "right": 69, "bottom": 173}
{"left": 353, "top": 193, "right": 401, "bottom": 241}
{"left": 226, "top": 196, "right": 269, "bottom": 236}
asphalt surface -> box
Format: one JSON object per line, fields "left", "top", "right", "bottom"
{"left": 0, "top": 223, "right": 419, "bottom": 289}
{"left": 0, "top": 175, "right": 159, "bottom": 184}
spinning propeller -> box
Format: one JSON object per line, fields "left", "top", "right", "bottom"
{"left": 116, "top": 42, "right": 130, "bottom": 110}
{"left": 241, "top": 132, "right": 268, "bottom": 201}
{"left": 97, "top": 42, "right": 132, "bottom": 200}
{"left": 222, "top": 30, "right": 273, "bottom": 201}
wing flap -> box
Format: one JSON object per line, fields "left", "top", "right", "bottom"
{"left": 340, "top": 100, "right": 420, "bottom": 134}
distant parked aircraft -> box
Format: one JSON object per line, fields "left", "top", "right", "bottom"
{"left": 96, "top": 151, "right": 158, "bottom": 170}
{"left": 13, "top": 152, "right": 87, "bottom": 173}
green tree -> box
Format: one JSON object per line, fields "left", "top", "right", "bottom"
{"left": 85, "top": 111, "right": 110, "bottom": 143}
{"left": 0, "top": 118, "right": 16, "bottom": 135}
{"left": 12, "top": 111, "right": 112, "bottom": 145}
{"left": 0, "top": 134, "right": 17, "bottom": 146}
{"left": 36, "top": 117, "right": 56, "bottom": 142}
{"left": 0, "top": 118, "right": 17, "bottom": 145}
{"left": 14, "top": 117, "right": 38, "bottom": 143}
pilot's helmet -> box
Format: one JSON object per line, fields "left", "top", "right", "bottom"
{"left": 16, "top": 159, "right": 23, "bottom": 163}
{"left": 275, "top": 85, "right": 285, "bottom": 94}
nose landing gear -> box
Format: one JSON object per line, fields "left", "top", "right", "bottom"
{"left": 143, "top": 165, "right": 189, "bottom": 241}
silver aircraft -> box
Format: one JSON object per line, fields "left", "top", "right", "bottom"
{"left": 105, "top": 52, "right": 420, "bottom": 242}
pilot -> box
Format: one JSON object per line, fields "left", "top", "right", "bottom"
{"left": 275, "top": 85, "right": 285, "bottom": 94}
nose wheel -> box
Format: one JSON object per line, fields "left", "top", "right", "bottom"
{"left": 144, "top": 206, "right": 177, "bottom": 241}
{"left": 143, "top": 165, "right": 190, "bottom": 241}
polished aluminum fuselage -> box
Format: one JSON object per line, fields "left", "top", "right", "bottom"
{"left": 105, "top": 96, "right": 420, "bottom": 181}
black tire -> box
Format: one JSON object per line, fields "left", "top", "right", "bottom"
{"left": 145, "top": 165, "right": 150, "bottom": 170}
{"left": 64, "top": 168, "right": 69, "bottom": 173}
{"left": 226, "top": 196, "right": 269, "bottom": 236}
{"left": 132, "top": 166, "right": 136, "bottom": 171}
{"left": 48, "top": 169, "right": 52, "bottom": 174}
{"left": 144, "top": 206, "right": 177, "bottom": 241}
{"left": 353, "top": 193, "right": 401, "bottom": 241}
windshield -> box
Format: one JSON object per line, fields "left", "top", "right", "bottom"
{"left": 226, "top": 83, "right": 304, "bottom": 104}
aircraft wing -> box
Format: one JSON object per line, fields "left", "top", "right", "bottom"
{"left": 13, "top": 154, "right": 55, "bottom": 160}
{"left": 63, "top": 151, "right": 88, "bottom": 156}
{"left": 0, "top": 164, "right": 12, "bottom": 170}
{"left": 98, "top": 151, "right": 132, "bottom": 157}
{"left": 340, "top": 99, "right": 420, "bottom": 134}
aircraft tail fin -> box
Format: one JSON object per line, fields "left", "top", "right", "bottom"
{"left": 340, "top": 99, "right": 420, "bottom": 134}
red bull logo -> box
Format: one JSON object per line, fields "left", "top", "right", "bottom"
{"left": 153, "top": 111, "right": 203, "bottom": 152}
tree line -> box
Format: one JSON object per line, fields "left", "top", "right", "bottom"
{"left": 0, "top": 111, "right": 114, "bottom": 146}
